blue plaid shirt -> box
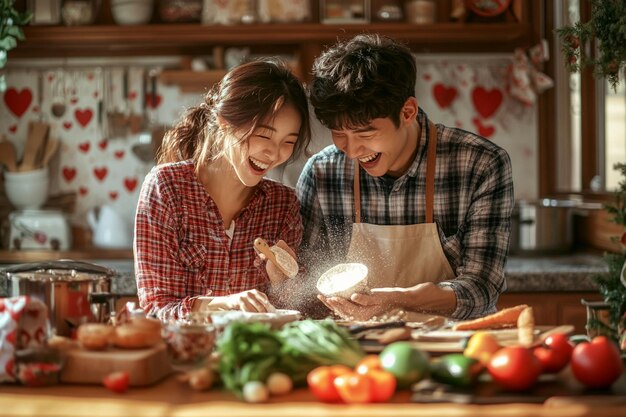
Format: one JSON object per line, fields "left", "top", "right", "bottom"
{"left": 296, "top": 109, "right": 514, "bottom": 319}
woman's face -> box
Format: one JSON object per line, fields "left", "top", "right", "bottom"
{"left": 228, "top": 103, "right": 301, "bottom": 187}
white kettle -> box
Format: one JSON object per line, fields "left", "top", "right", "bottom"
{"left": 86, "top": 205, "right": 133, "bottom": 249}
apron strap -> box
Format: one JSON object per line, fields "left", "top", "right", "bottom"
{"left": 354, "top": 161, "right": 361, "bottom": 223}
{"left": 353, "top": 120, "right": 439, "bottom": 224}
{"left": 425, "top": 121, "right": 438, "bottom": 224}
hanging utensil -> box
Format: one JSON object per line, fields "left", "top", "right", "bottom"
{"left": 51, "top": 70, "right": 66, "bottom": 118}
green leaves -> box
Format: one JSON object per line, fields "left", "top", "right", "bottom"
{"left": 0, "top": 0, "right": 32, "bottom": 91}
{"left": 216, "top": 319, "right": 365, "bottom": 395}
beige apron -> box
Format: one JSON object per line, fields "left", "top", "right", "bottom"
{"left": 346, "top": 121, "right": 455, "bottom": 320}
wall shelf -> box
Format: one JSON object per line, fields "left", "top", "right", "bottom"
{"left": 12, "top": 22, "right": 532, "bottom": 58}
{"left": 0, "top": 249, "right": 133, "bottom": 264}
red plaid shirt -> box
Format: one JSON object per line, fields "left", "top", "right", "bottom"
{"left": 134, "top": 160, "right": 302, "bottom": 320}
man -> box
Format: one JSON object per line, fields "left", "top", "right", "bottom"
{"left": 296, "top": 34, "right": 514, "bottom": 321}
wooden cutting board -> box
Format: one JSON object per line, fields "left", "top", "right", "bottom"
{"left": 60, "top": 343, "right": 172, "bottom": 386}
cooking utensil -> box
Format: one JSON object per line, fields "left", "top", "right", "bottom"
{"left": 19, "top": 121, "right": 49, "bottom": 171}
{"left": 3, "top": 260, "right": 117, "bottom": 337}
{"left": 40, "top": 137, "right": 60, "bottom": 167}
{"left": 51, "top": 71, "right": 66, "bottom": 118}
{"left": 253, "top": 237, "right": 298, "bottom": 278}
{"left": 0, "top": 138, "right": 18, "bottom": 171}
{"left": 509, "top": 199, "right": 579, "bottom": 254}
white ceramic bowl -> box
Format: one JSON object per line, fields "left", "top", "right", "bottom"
{"left": 316, "top": 263, "right": 369, "bottom": 299}
{"left": 4, "top": 168, "right": 50, "bottom": 209}
{"left": 111, "top": 0, "right": 154, "bottom": 25}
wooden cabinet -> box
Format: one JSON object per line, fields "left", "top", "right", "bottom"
{"left": 498, "top": 292, "right": 602, "bottom": 334}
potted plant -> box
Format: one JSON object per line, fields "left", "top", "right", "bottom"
{"left": 583, "top": 163, "right": 626, "bottom": 349}
{"left": 0, "top": 0, "right": 32, "bottom": 92}
{"left": 555, "top": 0, "right": 626, "bottom": 90}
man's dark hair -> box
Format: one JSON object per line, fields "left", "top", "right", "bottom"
{"left": 309, "top": 34, "right": 417, "bottom": 130}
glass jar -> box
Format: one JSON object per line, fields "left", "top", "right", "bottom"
{"left": 61, "top": 0, "right": 99, "bottom": 26}
{"left": 162, "top": 317, "right": 215, "bottom": 371}
{"left": 371, "top": 0, "right": 403, "bottom": 22}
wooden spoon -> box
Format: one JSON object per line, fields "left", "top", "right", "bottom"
{"left": 0, "top": 138, "right": 18, "bottom": 172}
{"left": 253, "top": 237, "right": 298, "bottom": 278}
{"left": 19, "top": 121, "right": 49, "bottom": 171}
{"left": 40, "top": 137, "right": 60, "bottom": 167}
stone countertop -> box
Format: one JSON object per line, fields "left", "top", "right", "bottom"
{"left": 0, "top": 254, "right": 609, "bottom": 297}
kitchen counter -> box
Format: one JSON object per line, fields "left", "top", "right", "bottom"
{"left": 0, "top": 253, "right": 609, "bottom": 297}
{"left": 0, "top": 374, "right": 625, "bottom": 417}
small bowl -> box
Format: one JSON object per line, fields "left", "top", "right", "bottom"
{"left": 4, "top": 168, "right": 49, "bottom": 209}
{"left": 162, "top": 321, "right": 215, "bottom": 371}
{"left": 111, "top": 0, "right": 154, "bottom": 25}
{"left": 316, "top": 263, "right": 369, "bottom": 299}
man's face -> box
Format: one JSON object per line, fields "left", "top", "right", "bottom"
{"left": 330, "top": 99, "right": 418, "bottom": 178}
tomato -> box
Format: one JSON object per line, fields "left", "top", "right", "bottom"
{"left": 570, "top": 336, "right": 624, "bottom": 389}
{"left": 463, "top": 331, "right": 501, "bottom": 366}
{"left": 379, "top": 342, "right": 429, "bottom": 388}
{"left": 533, "top": 333, "right": 574, "bottom": 373}
{"left": 307, "top": 365, "right": 351, "bottom": 402}
{"left": 365, "top": 369, "right": 396, "bottom": 402}
{"left": 333, "top": 371, "right": 373, "bottom": 404}
{"left": 103, "top": 371, "right": 130, "bottom": 394}
{"left": 355, "top": 355, "right": 382, "bottom": 374}
{"left": 487, "top": 346, "right": 542, "bottom": 391}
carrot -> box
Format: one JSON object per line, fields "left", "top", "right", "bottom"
{"left": 452, "top": 304, "right": 529, "bottom": 331}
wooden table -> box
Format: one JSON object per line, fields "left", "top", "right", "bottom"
{"left": 1, "top": 375, "right": 625, "bottom": 417}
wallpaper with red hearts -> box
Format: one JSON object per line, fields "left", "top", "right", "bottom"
{"left": 1, "top": 67, "right": 199, "bottom": 231}
{"left": 414, "top": 55, "right": 537, "bottom": 200}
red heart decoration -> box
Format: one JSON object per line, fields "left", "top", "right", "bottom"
{"left": 433, "top": 83, "right": 458, "bottom": 109}
{"left": 114, "top": 150, "right": 125, "bottom": 159}
{"left": 63, "top": 121, "right": 73, "bottom": 130}
{"left": 109, "top": 191, "right": 118, "bottom": 200}
{"left": 422, "top": 73, "right": 431, "bottom": 81}
{"left": 146, "top": 93, "right": 162, "bottom": 109}
{"left": 98, "top": 139, "right": 108, "bottom": 150}
{"left": 93, "top": 167, "right": 108, "bottom": 181}
{"left": 78, "top": 142, "right": 90, "bottom": 153}
{"left": 87, "top": 73, "right": 94, "bottom": 81}
{"left": 74, "top": 108, "right": 93, "bottom": 127}
{"left": 6, "top": 329, "right": 17, "bottom": 345}
{"left": 471, "top": 86, "right": 503, "bottom": 119}
{"left": 472, "top": 117, "right": 495, "bottom": 138}
{"left": 62, "top": 167, "right": 77, "bottom": 182}
{"left": 3, "top": 88, "right": 33, "bottom": 118}
{"left": 32, "top": 106, "right": 39, "bottom": 113}
{"left": 9, "top": 124, "right": 17, "bottom": 133}
{"left": 70, "top": 97, "right": 79, "bottom": 105}
{"left": 5, "top": 359, "right": 14, "bottom": 378}
{"left": 128, "top": 91, "right": 137, "bottom": 100}
{"left": 47, "top": 74, "right": 55, "bottom": 82}
{"left": 124, "top": 177, "right": 138, "bottom": 192}
{"left": 79, "top": 187, "right": 88, "bottom": 196}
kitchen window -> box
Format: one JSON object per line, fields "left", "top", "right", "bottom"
{"left": 553, "top": 0, "right": 626, "bottom": 195}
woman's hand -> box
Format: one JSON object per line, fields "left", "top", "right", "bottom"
{"left": 260, "top": 240, "right": 298, "bottom": 285}
{"left": 224, "top": 289, "right": 276, "bottom": 313}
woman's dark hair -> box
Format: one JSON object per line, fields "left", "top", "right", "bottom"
{"left": 309, "top": 34, "right": 416, "bottom": 130}
{"left": 158, "top": 59, "right": 311, "bottom": 168}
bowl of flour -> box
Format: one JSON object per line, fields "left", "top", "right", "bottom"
{"left": 316, "top": 263, "right": 369, "bottom": 299}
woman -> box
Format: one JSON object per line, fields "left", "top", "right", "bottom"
{"left": 134, "top": 59, "right": 311, "bottom": 320}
